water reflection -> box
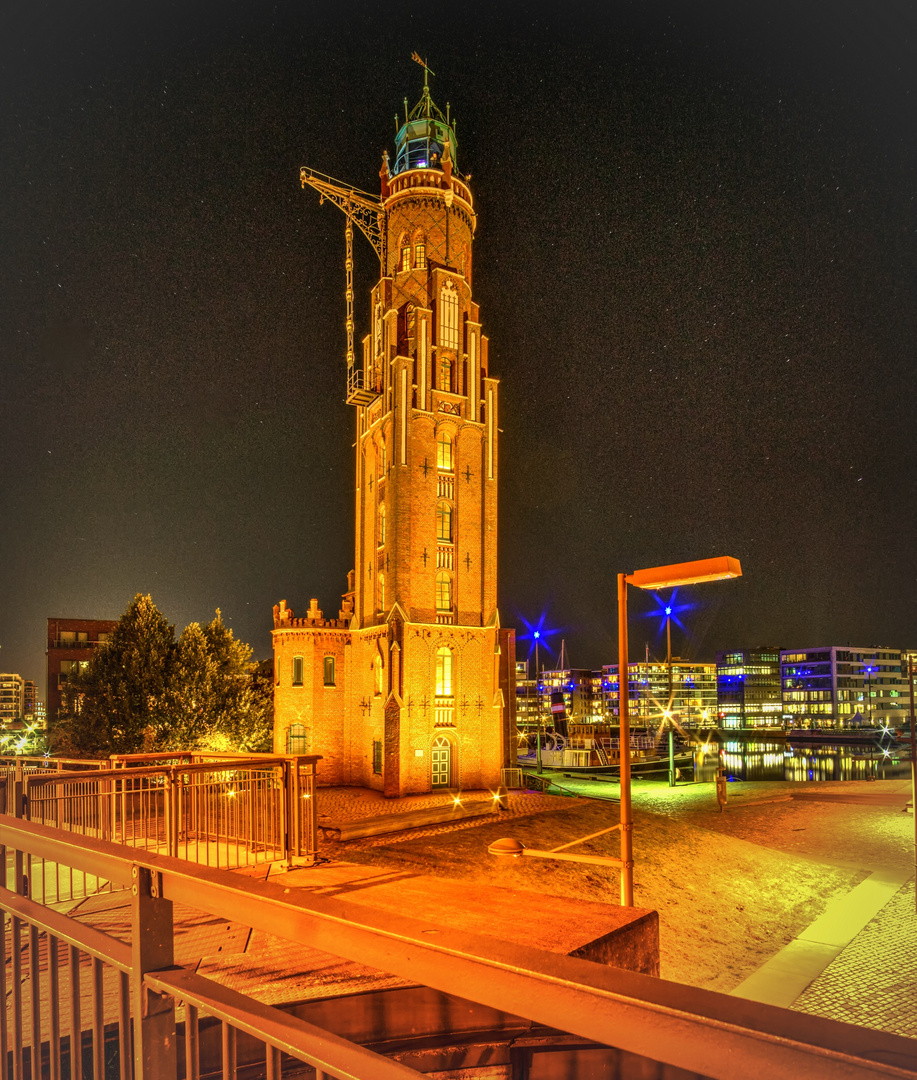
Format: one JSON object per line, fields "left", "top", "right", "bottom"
{"left": 691, "top": 740, "right": 912, "bottom": 783}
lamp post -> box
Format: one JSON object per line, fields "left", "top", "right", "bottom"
{"left": 862, "top": 660, "right": 878, "bottom": 728}
{"left": 908, "top": 657, "right": 916, "bottom": 911}
{"left": 618, "top": 556, "right": 742, "bottom": 906}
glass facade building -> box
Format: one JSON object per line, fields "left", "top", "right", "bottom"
{"left": 781, "top": 646, "right": 910, "bottom": 729}
{"left": 716, "top": 648, "right": 782, "bottom": 728}
{"left": 602, "top": 661, "right": 717, "bottom": 728}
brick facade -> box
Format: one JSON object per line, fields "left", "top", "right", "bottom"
{"left": 274, "top": 82, "right": 513, "bottom": 795}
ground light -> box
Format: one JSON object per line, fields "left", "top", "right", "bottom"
{"left": 487, "top": 824, "right": 625, "bottom": 870}
{"left": 617, "top": 556, "right": 742, "bottom": 906}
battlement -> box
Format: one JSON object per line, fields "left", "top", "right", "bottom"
{"left": 273, "top": 598, "right": 352, "bottom": 631}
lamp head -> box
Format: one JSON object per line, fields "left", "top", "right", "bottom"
{"left": 627, "top": 556, "right": 742, "bottom": 591}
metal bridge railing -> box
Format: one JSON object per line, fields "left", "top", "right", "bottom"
{"left": 0, "top": 753, "right": 320, "bottom": 906}
{"left": 2, "top": 814, "right": 915, "bottom": 1080}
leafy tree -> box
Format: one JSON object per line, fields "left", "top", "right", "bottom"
{"left": 53, "top": 596, "right": 273, "bottom": 757}
{"left": 54, "top": 594, "right": 174, "bottom": 758}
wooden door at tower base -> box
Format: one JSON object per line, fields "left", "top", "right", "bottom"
{"left": 432, "top": 735, "right": 451, "bottom": 788}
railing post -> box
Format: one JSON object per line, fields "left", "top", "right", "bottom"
{"left": 163, "top": 774, "right": 175, "bottom": 858}
{"left": 130, "top": 865, "right": 177, "bottom": 1080}
{"left": 280, "top": 760, "right": 293, "bottom": 866}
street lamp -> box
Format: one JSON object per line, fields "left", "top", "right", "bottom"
{"left": 618, "top": 556, "right": 742, "bottom": 906}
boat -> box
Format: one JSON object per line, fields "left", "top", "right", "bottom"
{"left": 517, "top": 720, "right": 692, "bottom": 774}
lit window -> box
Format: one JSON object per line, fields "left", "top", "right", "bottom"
{"left": 401, "top": 246, "right": 411, "bottom": 272}
{"left": 379, "top": 439, "right": 386, "bottom": 474}
{"left": 436, "top": 503, "right": 452, "bottom": 543}
{"left": 379, "top": 572, "right": 385, "bottom": 611}
{"left": 374, "top": 654, "right": 384, "bottom": 696}
{"left": 292, "top": 656, "right": 304, "bottom": 687}
{"left": 440, "top": 358, "right": 452, "bottom": 392}
{"left": 323, "top": 656, "right": 335, "bottom": 687}
{"left": 436, "top": 646, "right": 453, "bottom": 696}
{"left": 378, "top": 503, "right": 386, "bottom": 546}
{"left": 415, "top": 242, "right": 426, "bottom": 269}
{"left": 287, "top": 724, "right": 308, "bottom": 754}
{"left": 435, "top": 571, "right": 452, "bottom": 611}
{"left": 437, "top": 431, "right": 453, "bottom": 472}
{"left": 439, "top": 281, "right": 459, "bottom": 349}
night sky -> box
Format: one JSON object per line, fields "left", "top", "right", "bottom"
{"left": 2, "top": 1, "right": 915, "bottom": 690}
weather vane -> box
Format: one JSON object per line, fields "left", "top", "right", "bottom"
{"left": 411, "top": 51, "right": 435, "bottom": 87}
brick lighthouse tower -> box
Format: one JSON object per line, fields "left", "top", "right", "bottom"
{"left": 272, "top": 63, "right": 514, "bottom": 796}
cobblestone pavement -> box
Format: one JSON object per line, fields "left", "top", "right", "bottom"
{"left": 316, "top": 785, "right": 570, "bottom": 851}
{"left": 792, "top": 879, "right": 917, "bottom": 1038}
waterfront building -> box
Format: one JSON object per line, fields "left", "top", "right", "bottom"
{"left": 23, "top": 680, "right": 37, "bottom": 719}
{"left": 0, "top": 675, "right": 24, "bottom": 725}
{"left": 514, "top": 659, "right": 542, "bottom": 732}
{"left": 602, "top": 660, "right": 717, "bottom": 728}
{"left": 537, "top": 668, "right": 606, "bottom": 728}
{"left": 46, "top": 617, "right": 118, "bottom": 724}
{"left": 780, "top": 646, "right": 910, "bottom": 729}
{"left": 716, "top": 648, "right": 782, "bottom": 728}
{"left": 272, "top": 72, "right": 513, "bottom": 795}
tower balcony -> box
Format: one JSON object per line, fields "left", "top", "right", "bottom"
{"left": 437, "top": 474, "right": 454, "bottom": 499}
{"left": 436, "top": 546, "right": 454, "bottom": 570}
{"left": 436, "top": 610, "right": 455, "bottom": 625}
{"left": 386, "top": 169, "right": 473, "bottom": 210}
{"left": 434, "top": 695, "right": 455, "bottom": 727}
{"left": 346, "top": 366, "right": 379, "bottom": 407}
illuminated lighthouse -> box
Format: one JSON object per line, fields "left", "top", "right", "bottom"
{"left": 272, "top": 64, "right": 514, "bottom": 795}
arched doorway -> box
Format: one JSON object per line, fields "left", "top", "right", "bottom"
{"left": 431, "top": 734, "right": 452, "bottom": 789}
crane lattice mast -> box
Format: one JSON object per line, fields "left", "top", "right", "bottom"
{"left": 299, "top": 167, "right": 386, "bottom": 404}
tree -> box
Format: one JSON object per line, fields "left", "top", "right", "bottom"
{"left": 53, "top": 597, "right": 273, "bottom": 757}
{"left": 54, "top": 594, "right": 174, "bottom": 757}
{"left": 166, "top": 611, "right": 272, "bottom": 753}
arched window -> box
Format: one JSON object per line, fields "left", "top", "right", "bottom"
{"left": 292, "top": 656, "right": 304, "bottom": 687}
{"left": 414, "top": 238, "right": 427, "bottom": 270}
{"left": 379, "top": 438, "right": 386, "bottom": 475}
{"left": 374, "top": 654, "right": 384, "bottom": 696}
{"left": 378, "top": 503, "right": 385, "bottom": 546}
{"left": 439, "top": 281, "right": 459, "bottom": 349}
{"left": 436, "top": 431, "right": 453, "bottom": 472}
{"left": 439, "top": 357, "right": 452, "bottom": 392}
{"left": 435, "top": 571, "right": 452, "bottom": 611}
{"left": 379, "top": 571, "right": 385, "bottom": 611}
{"left": 401, "top": 245, "right": 411, "bottom": 272}
{"left": 435, "top": 646, "right": 454, "bottom": 697}
{"left": 323, "top": 656, "right": 335, "bottom": 687}
{"left": 436, "top": 502, "right": 452, "bottom": 543}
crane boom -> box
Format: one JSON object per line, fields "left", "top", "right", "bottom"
{"left": 300, "top": 167, "right": 386, "bottom": 405}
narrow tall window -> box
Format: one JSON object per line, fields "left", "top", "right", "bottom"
{"left": 401, "top": 246, "right": 411, "bottom": 272}
{"left": 292, "top": 656, "right": 304, "bottom": 687}
{"left": 435, "top": 571, "right": 452, "bottom": 611}
{"left": 415, "top": 241, "right": 426, "bottom": 269}
{"left": 379, "top": 439, "right": 386, "bottom": 474}
{"left": 436, "top": 502, "right": 453, "bottom": 543}
{"left": 437, "top": 431, "right": 453, "bottom": 472}
{"left": 374, "top": 301, "right": 383, "bottom": 355}
{"left": 378, "top": 503, "right": 386, "bottom": 546}
{"left": 436, "top": 646, "right": 454, "bottom": 696}
{"left": 372, "top": 739, "right": 383, "bottom": 774}
{"left": 374, "top": 654, "right": 384, "bottom": 695}
{"left": 379, "top": 572, "right": 385, "bottom": 611}
{"left": 439, "top": 281, "right": 459, "bottom": 349}
{"left": 440, "top": 358, "right": 452, "bottom": 392}
{"left": 323, "top": 656, "right": 335, "bottom": 687}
